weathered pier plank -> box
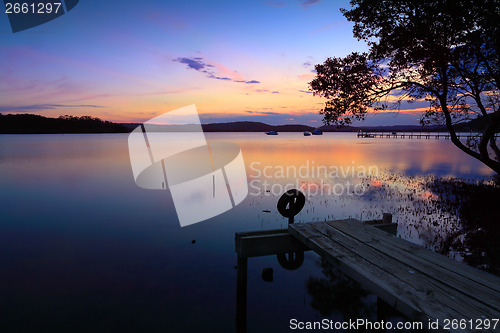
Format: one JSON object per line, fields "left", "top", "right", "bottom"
{"left": 289, "top": 219, "right": 500, "bottom": 333}
{"left": 331, "top": 219, "right": 500, "bottom": 294}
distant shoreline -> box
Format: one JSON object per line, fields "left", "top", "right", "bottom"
{"left": 2, "top": 113, "right": 493, "bottom": 134}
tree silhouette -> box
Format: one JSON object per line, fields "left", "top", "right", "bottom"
{"left": 309, "top": 0, "right": 500, "bottom": 173}
{"left": 0, "top": 113, "right": 129, "bottom": 133}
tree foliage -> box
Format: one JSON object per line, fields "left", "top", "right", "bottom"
{"left": 309, "top": 0, "right": 500, "bottom": 173}
{"left": 0, "top": 113, "right": 129, "bottom": 134}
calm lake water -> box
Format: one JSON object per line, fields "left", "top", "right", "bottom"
{"left": 0, "top": 133, "right": 495, "bottom": 332}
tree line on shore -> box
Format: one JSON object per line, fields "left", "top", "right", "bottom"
{"left": 1, "top": 112, "right": 496, "bottom": 134}
{"left": 0, "top": 113, "right": 129, "bottom": 134}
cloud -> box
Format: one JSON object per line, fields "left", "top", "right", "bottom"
{"left": 261, "top": 111, "right": 282, "bottom": 115}
{"left": 207, "top": 74, "right": 232, "bottom": 81}
{"left": 244, "top": 110, "right": 281, "bottom": 115}
{"left": 0, "top": 104, "right": 105, "bottom": 112}
{"left": 300, "top": 0, "right": 321, "bottom": 8}
{"left": 174, "top": 57, "right": 211, "bottom": 71}
{"left": 174, "top": 56, "right": 260, "bottom": 84}
{"left": 236, "top": 80, "right": 261, "bottom": 84}
{"left": 267, "top": 0, "right": 320, "bottom": 8}
{"left": 302, "top": 61, "right": 317, "bottom": 73}
{"left": 251, "top": 89, "right": 280, "bottom": 94}
{"left": 299, "top": 73, "right": 316, "bottom": 81}
{"left": 299, "top": 89, "right": 313, "bottom": 94}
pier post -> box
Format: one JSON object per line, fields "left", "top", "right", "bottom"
{"left": 236, "top": 254, "right": 247, "bottom": 333}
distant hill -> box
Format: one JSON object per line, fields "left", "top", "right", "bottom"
{"left": 124, "top": 121, "right": 444, "bottom": 133}
{"left": 203, "top": 121, "right": 271, "bottom": 132}
{"left": 337, "top": 124, "right": 447, "bottom": 132}
{"left": 318, "top": 124, "right": 358, "bottom": 132}
{"left": 122, "top": 121, "right": 315, "bottom": 132}
{"left": 454, "top": 115, "right": 500, "bottom": 132}
{"left": 203, "top": 121, "right": 315, "bottom": 132}
{"left": 0, "top": 114, "right": 129, "bottom": 134}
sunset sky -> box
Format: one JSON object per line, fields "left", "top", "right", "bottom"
{"left": 0, "top": 0, "right": 426, "bottom": 126}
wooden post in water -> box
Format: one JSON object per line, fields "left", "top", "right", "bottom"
{"left": 382, "top": 213, "right": 392, "bottom": 224}
{"left": 236, "top": 254, "right": 247, "bottom": 333}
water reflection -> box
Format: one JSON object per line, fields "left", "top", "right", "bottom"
{"left": 307, "top": 258, "right": 376, "bottom": 319}
{"left": 426, "top": 177, "right": 500, "bottom": 275}
{"left": 233, "top": 133, "right": 497, "bottom": 274}
{"left": 337, "top": 172, "right": 500, "bottom": 274}
{"left": 0, "top": 133, "right": 497, "bottom": 332}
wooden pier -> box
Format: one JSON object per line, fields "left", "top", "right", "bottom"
{"left": 288, "top": 219, "right": 500, "bottom": 332}
{"left": 357, "top": 132, "right": 500, "bottom": 140}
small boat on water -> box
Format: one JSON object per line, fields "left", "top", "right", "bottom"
{"left": 303, "top": 131, "right": 311, "bottom": 136}
{"left": 265, "top": 130, "right": 278, "bottom": 135}
{"left": 311, "top": 129, "right": 323, "bottom": 135}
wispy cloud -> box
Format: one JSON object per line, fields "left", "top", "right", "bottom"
{"left": 244, "top": 110, "right": 281, "bottom": 115}
{"left": 302, "top": 61, "right": 317, "bottom": 73}
{"left": 0, "top": 104, "right": 105, "bottom": 112}
{"left": 300, "top": 0, "right": 321, "bottom": 8}
{"left": 254, "top": 89, "right": 280, "bottom": 93}
{"left": 266, "top": 0, "right": 320, "bottom": 8}
{"left": 174, "top": 57, "right": 260, "bottom": 84}
{"left": 299, "top": 73, "right": 316, "bottom": 81}
{"left": 175, "top": 57, "right": 209, "bottom": 71}
{"left": 299, "top": 89, "right": 313, "bottom": 94}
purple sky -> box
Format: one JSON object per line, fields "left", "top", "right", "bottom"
{"left": 0, "top": 0, "right": 426, "bottom": 126}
